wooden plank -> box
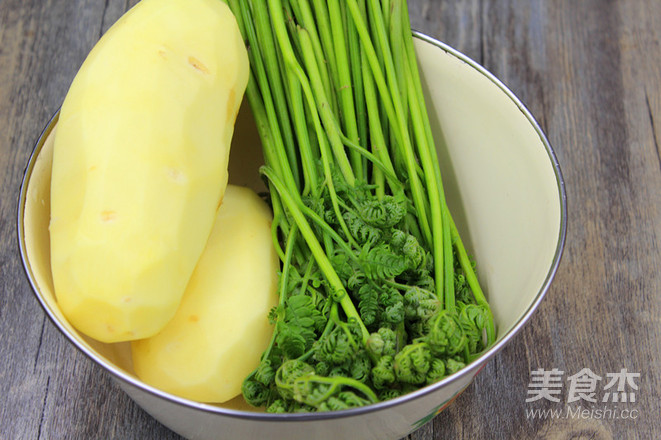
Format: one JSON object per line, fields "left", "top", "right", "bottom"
{"left": 1, "top": 0, "right": 659, "bottom": 439}
{"left": 0, "top": 1, "right": 181, "bottom": 438}
{"left": 408, "top": 0, "right": 482, "bottom": 62}
{"left": 409, "top": 0, "right": 661, "bottom": 439}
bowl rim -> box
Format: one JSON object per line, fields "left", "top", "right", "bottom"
{"left": 16, "top": 32, "right": 567, "bottom": 422}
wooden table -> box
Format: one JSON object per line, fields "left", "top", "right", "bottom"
{"left": 1, "top": 1, "right": 659, "bottom": 438}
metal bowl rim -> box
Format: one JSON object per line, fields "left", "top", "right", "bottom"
{"left": 16, "top": 31, "right": 568, "bottom": 422}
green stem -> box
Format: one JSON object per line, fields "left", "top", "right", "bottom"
{"left": 233, "top": 0, "right": 299, "bottom": 195}
{"left": 328, "top": 0, "right": 363, "bottom": 178}
{"left": 449, "top": 216, "right": 496, "bottom": 345}
{"left": 290, "top": 0, "right": 336, "bottom": 115}
{"left": 269, "top": 189, "right": 288, "bottom": 262}
{"left": 340, "top": 134, "right": 402, "bottom": 189}
{"left": 361, "top": 49, "right": 398, "bottom": 197}
{"left": 404, "top": 58, "right": 450, "bottom": 307}
{"left": 346, "top": 0, "right": 369, "bottom": 181}
{"left": 310, "top": 0, "right": 340, "bottom": 113}
{"left": 389, "top": 0, "right": 409, "bottom": 125}
{"left": 251, "top": 0, "right": 301, "bottom": 188}
{"left": 302, "top": 374, "right": 379, "bottom": 405}
{"left": 294, "top": 25, "right": 356, "bottom": 187}
{"left": 262, "top": 223, "right": 299, "bottom": 360}
{"left": 346, "top": 0, "right": 432, "bottom": 247}
{"left": 286, "top": 73, "right": 319, "bottom": 197}
{"left": 297, "top": 28, "right": 359, "bottom": 250}
{"left": 262, "top": 166, "right": 370, "bottom": 344}
{"left": 398, "top": 1, "right": 455, "bottom": 308}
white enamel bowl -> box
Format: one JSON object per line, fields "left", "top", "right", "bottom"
{"left": 17, "top": 34, "right": 566, "bottom": 440}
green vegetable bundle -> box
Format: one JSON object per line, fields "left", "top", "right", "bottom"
{"left": 226, "top": 0, "right": 496, "bottom": 412}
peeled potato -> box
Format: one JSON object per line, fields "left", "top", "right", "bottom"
{"left": 49, "top": 0, "right": 249, "bottom": 342}
{"left": 131, "top": 185, "right": 278, "bottom": 403}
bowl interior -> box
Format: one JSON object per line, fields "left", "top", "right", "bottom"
{"left": 19, "top": 36, "right": 563, "bottom": 413}
{"left": 415, "top": 38, "right": 563, "bottom": 334}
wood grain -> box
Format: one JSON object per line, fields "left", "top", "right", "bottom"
{"left": 1, "top": 1, "right": 659, "bottom": 439}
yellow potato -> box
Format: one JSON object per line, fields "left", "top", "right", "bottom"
{"left": 131, "top": 185, "right": 279, "bottom": 403}
{"left": 49, "top": 0, "right": 249, "bottom": 342}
